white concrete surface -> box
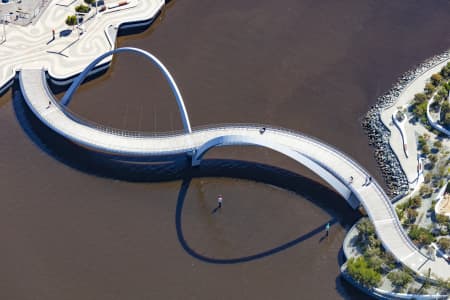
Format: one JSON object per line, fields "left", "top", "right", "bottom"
{"left": 0, "top": 0, "right": 164, "bottom": 87}
{"left": 380, "top": 58, "right": 450, "bottom": 188}
{"left": 19, "top": 67, "right": 450, "bottom": 280}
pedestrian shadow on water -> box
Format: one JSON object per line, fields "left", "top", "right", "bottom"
{"left": 12, "top": 83, "right": 361, "bottom": 264}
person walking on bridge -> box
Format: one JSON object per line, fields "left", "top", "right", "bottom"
{"left": 217, "top": 195, "right": 223, "bottom": 209}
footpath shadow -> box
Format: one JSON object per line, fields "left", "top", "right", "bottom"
{"left": 175, "top": 177, "right": 341, "bottom": 264}
{"left": 13, "top": 84, "right": 362, "bottom": 265}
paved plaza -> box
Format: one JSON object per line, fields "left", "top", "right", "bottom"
{"left": 0, "top": 0, "right": 163, "bottom": 88}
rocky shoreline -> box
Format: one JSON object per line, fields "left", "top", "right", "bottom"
{"left": 362, "top": 50, "right": 450, "bottom": 198}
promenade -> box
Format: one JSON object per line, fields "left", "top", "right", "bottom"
{"left": 380, "top": 58, "right": 450, "bottom": 189}
{"left": 0, "top": 0, "right": 164, "bottom": 88}
{"left": 18, "top": 63, "right": 449, "bottom": 280}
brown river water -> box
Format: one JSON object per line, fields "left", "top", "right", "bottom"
{"left": 1, "top": 0, "right": 449, "bottom": 299}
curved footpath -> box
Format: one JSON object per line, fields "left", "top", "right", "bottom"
{"left": 18, "top": 64, "right": 449, "bottom": 280}
{"left": 0, "top": 0, "right": 164, "bottom": 90}
{"left": 380, "top": 57, "right": 450, "bottom": 188}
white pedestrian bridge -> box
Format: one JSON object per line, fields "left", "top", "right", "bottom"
{"left": 18, "top": 47, "right": 448, "bottom": 280}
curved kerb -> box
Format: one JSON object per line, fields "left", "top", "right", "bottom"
{"left": 192, "top": 134, "right": 357, "bottom": 208}
{"left": 59, "top": 47, "right": 192, "bottom": 133}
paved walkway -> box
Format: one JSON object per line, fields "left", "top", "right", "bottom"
{"left": 380, "top": 58, "right": 450, "bottom": 188}
{"left": 19, "top": 68, "right": 449, "bottom": 280}
{"left": 0, "top": 0, "right": 164, "bottom": 86}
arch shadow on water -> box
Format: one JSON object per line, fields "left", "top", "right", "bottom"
{"left": 175, "top": 177, "right": 339, "bottom": 265}
{"left": 12, "top": 82, "right": 361, "bottom": 263}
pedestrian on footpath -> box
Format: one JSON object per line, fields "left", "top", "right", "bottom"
{"left": 349, "top": 176, "right": 354, "bottom": 184}
{"left": 52, "top": 29, "right": 55, "bottom": 40}
{"left": 217, "top": 195, "right": 223, "bottom": 209}
{"left": 363, "top": 176, "right": 370, "bottom": 186}
{"left": 46, "top": 101, "right": 51, "bottom": 109}
{"left": 325, "top": 222, "right": 330, "bottom": 237}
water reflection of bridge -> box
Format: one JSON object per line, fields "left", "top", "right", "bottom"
{"left": 18, "top": 47, "right": 449, "bottom": 279}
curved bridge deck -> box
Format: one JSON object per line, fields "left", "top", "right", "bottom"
{"left": 19, "top": 68, "right": 449, "bottom": 280}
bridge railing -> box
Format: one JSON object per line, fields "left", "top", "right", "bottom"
{"left": 44, "top": 98, "right": 426, "bottom": 259}
{"left": 189, "top": 124, "right": 425, "bottom": 258}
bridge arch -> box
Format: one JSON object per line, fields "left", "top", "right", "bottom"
{"left": 59, "top": 47, "right": 192, "bottom": 133}
{"left": 192, "top": 134, "right": 360, "bottom": 209}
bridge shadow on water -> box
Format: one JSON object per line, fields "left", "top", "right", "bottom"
{"left": 12, "top": 84, "right": 361, "bottom": 265}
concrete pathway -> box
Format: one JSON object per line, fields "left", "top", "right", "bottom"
{"left": 0, "top": 0, "right": 164, "bottom": 87}
{"left": 19, "top": 68, "right": 449, "bottom": 280}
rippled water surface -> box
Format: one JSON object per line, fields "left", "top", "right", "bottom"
{"left": 1, "top": 0, "right": 449, "bottom": 299}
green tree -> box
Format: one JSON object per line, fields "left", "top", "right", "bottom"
{"left": 440, "top": 63, "right": 450, "bottom": 78}
{"left": 442, "top": 101, "right": 450, "bottom": 114}
{"left": 424, "top": 83, "right": 435, "bottom": 96}
{"left": 406, "top": 208, "right": 418, "bottom": 223}
{"left": 410, "top": 195, "right": 422, "bottom": 208}
{"left": 431, "top": 73, "right": 443, "bottom": 86}
{"left": 445, "top": 112, "right": 450, "bottom": 126}
{"left": 438, "top": 87, "right": 448, "bottom": 99}
{"left": 433, "top": 140, "right": 442, "bottom": 149}
{"left": 414, "top": 93, "right": 427, "bottom": 104}
{"left": 413, "top": 101, "right": 428, "bottom": 124}
{"left": 436, "top": 214, "right": 449, "bottom": 224}
{"left": 347, "top": 257, "right": 382, "bottom": 288}
{"left": 422, "top": 144, "right": 430, "bottom": 155}
{"left": 429, "top": 154, "right": 438, "bottom": 163}
{"left": 419, "top": 185, "right": 432, "bottom": 197}
{"left": 438, "top": 238, "right": 450, "bottom": 251}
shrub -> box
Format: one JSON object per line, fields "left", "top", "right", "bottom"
{"left": 387, "top": 270, "right": 412, "bottom": 290}
{"left": 442, "top": 101, "right": 450, "bottom": 114}
{"left": 434, "top": 140, "right": 442, "bottom": 148}
{"left": 445, "top": 112, "right": 450, "bottom": 126}
{"left": 431, "top": 73, "right": 443, "bottom": 86}
{"left": 396, "top": 111, "right": 405, "bottom": 122}
{"left": 436, "top": 214, "right": 449, "bottom": 224}
{"left": 412, "top": 100, "right": 428, "bottom": 124}
{"left": 406, "top": 208, "right": 418, "bottom": 223}
{"left": 438, "top": 86, "right": 448, "bottom": 99}
{"left": 65, "top": 15, "right": 77, "bottom": 26}
{"left": 418, "top": 135, "right": 426, "bottom": 148}
{"left": 419, "top": 185, "right": 432, "bottom": 197}
{"left": 84, "top": 0, "right": 95, "bottom": 4}
{"left": 429, "top": 154, "right": 438, "bottom": 163}
{"left": 414, "top": 93, "right": 428, "bottom": 104}
{"left": 75, "top": 4, "right": 90, "bottom": 13}
{"left": 347, "top": 257, "right": 382, "bottom": 288}
{"left": 410, "top": 196, "right": 422, "bottom": 208}
{"left": 438, "top": 238, "right": 450, "bottom": 251}
{"left": 424, "top": 83, "right": 435, "bottom": 95}
{"left": 440, "top": 63, "right": 450, "bottom": 78}
{"left": 408, "top": 225, "right": 435, "bottom": 246}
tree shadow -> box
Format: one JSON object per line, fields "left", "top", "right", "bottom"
{"left": 59, "top": 29, "right": 72, "bottom": 37}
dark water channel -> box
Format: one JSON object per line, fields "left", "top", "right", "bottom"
{"left": 1, "top": 0, "right": 449, "bottom": 299}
